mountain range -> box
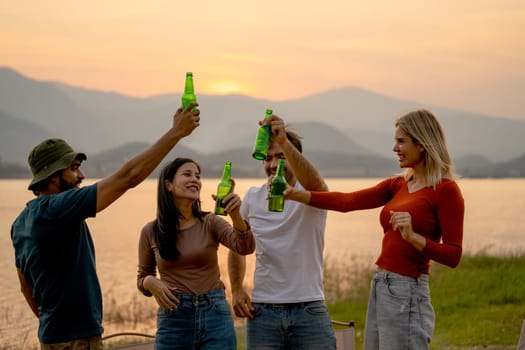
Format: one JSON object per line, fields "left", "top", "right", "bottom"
{"left": 1, "top": 66, "right": 524, "bottom": 178}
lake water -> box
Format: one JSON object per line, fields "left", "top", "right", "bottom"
{"left": 1, "top": 178, "right": 524, "bottom": 348}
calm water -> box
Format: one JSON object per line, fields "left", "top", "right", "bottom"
{"left": 1, "top": 178, "right": 524, "bottom": 348}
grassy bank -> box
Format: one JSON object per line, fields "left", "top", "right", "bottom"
{"left": 3, "top": 253, "right": 523, "bottom": 350}
{"left": 325, "top": 253, "right": 525, "bottom": 349}
{"left": 105, "top": 253, "right": 525, "bottom": 349}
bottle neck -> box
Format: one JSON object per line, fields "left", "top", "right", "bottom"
{"left": 184, "top": 76, "right": 194, "bottom": 94}
{"left": 184, "top": 83, "right": 194, "bottom": 94}
{"left": 275, "top": 160, "right": 285, "bottom": 177}
{"left": 221, "top": 164, "right": 231, "bottom": 180}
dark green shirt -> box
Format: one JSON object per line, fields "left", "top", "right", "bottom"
{"left": 11, "top": 184, "right": 101, "bottom": 343}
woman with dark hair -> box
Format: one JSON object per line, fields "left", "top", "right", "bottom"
{"left": 137, "top": 157, "right": 254, "bottom": 350}
{"left": 285, "top": 110, "right": 465, "bottom": 350}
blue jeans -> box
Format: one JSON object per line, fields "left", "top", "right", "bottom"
{"left": 155, "top": 288, "right": 236, "bottom": 350}
{"left": 247, "top": 301, "right": 336, "bottom": 349}
{"left": 364, "top": 270, "right": 435, "bottom": 350}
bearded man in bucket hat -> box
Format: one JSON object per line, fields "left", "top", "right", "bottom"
{"left": 11, "top": 103, "right": 200, "bottom": 349}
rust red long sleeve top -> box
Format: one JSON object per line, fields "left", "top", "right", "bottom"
{"left": 309, "top": 176, "right": 464, "bottom": 278}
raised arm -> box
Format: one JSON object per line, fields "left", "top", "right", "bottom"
{"left": 269, "top": 116, "right": 327, "bottom": 191}
{"left": 96, "top": 104, "right": 200, "bottom": 212}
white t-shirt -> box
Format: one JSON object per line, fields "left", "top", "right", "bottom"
{"left": 240, "top": 181, "right": 327, "bottom": 303}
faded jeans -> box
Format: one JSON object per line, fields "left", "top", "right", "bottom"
{"left": 155, "top": 288, "right": 236, "bottom": 350}
{"left": 247, "top": 300, "right": 337, "bottom": 349}
{"left": 364, "top": 270, "right": 435, "bottom": 350}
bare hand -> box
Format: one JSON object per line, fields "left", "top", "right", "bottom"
{"left": 224, "top": 193, "right": 242, "bottom": 216}
{"left": 283, "top": 184, "right": 310, "bottom": 204}
{"left": 211, "top": 179, "right": 242, "bottom": 216}
{"left": 390, "top": 210, "right": 414, "bottom": 241}
{"left": 231, "top": 288, "right": 254, "bottom": 319}
{"left": 258, "top": 114, "right": 286, "bottom": 145}
{"left": 144, "top": 276, "right": 179, "bottom": 310}
{"left": 283, "top": 183, "right": 295, "bottom": 199}
{"left": 211, "top": 192, "right": 242, "bottom": 216}
{"left": 173, "top": 102, "right": 200, "bottom": 138}
{"left": 267, "top": 115, "right": 287, "bottom": 146}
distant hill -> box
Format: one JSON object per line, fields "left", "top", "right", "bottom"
{"left": 3, "top": 139, "right": 524, "bottom": 179}
{"left": 1, "top": 66, "right": 524, "bottom": 178}
{"left": 487, "top": 154, "right": 525, "bottom": 177}
{"left": 0, "top": 109, "right": 54, "bottom": 163}
{"left": 73, "top": 138, "right": 398, "bottom": 179}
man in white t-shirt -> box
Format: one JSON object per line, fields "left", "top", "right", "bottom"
{"left": 228, "top": 114, "right": 336, "bottom": 349}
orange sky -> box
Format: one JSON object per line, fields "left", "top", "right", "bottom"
{"left": 1, "top": 0, "right": 524, "bottom": 118}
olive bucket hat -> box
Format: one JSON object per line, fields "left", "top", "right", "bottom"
{"left": 28, "top": 138, "right": 87, "bottom": 190}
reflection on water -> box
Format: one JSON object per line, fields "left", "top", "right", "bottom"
{"left": 1, "top": 178, "right": 524, "bottom": 348}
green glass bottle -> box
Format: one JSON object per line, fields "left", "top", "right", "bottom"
{"left": 214, "top": 161, "right": 233, "bottom": 216}
{"left": 182, "top": 72, "right": 197, "bottom": 111}
{"left": 252, "top": 108, "right": 273, "bottom": 160}
{"left": 268, "top": 159, "right": 287, "bottom": 212}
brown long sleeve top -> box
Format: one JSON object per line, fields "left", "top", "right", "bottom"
{"left": 137, "top": 213, "right": 254, "bottom": 295}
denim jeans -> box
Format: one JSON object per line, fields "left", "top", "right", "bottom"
{"left": 364, "top": 270, "right": 435, "bottom": 350}
{"left": 155, "top": 288, "right": 236, "bottom": 350}
{"left": 246, "top": 301, "right": 336, "bottom": 349}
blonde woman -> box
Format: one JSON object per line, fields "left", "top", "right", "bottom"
{"left": 285, "top": 109, "right": 464, "bottom": 350}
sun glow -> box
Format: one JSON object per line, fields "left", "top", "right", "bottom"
{"left": 1, "top": 1, "right": 523, "bottom": 118}
{"left": 206, "top": 80, "right": 245, "bottom": 95}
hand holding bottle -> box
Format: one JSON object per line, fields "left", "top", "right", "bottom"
{"left": 212, "top": 183, "right": 241, "bottom": 215}
{"left": 171, "top": 103, "right": 200, "bottom": 138}
{"left": 264, "top": 115, "right": 287, "bottom": 146}
{"left": 214, "top": 161, "right": 233, "bottom": 215}
{"left": 283, "top": 184, "right": 311, "bottom": 204}
{"left": 212, "top": 163, "right": 242, "bottom": 218}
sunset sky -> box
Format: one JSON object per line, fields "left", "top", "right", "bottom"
{"left": 1, "top": 0, "right": 524, "bottom": 119}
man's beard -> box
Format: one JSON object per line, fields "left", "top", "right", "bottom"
{"left": 59, "top": 176, "right": 78, "bottom": 192}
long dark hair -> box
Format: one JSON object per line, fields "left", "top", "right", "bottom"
{"left": 154, "top": 157, "right": 206, "bottom": 260}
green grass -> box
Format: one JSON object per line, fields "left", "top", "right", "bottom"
{"left": 5, "top": 253, "right": 522, "bottom": 350}
{"left": 325, "top": 253, "right": 525, "bottom": 349}
{"left": 430, "top": 254, "right": 525, "bottom": 348}
{"left": 101, "top": 253, "right": 525, "bottom": 349}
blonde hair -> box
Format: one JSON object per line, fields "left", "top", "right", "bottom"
{"left": 396, "top": 109, "right": 458, "bottom": 187}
